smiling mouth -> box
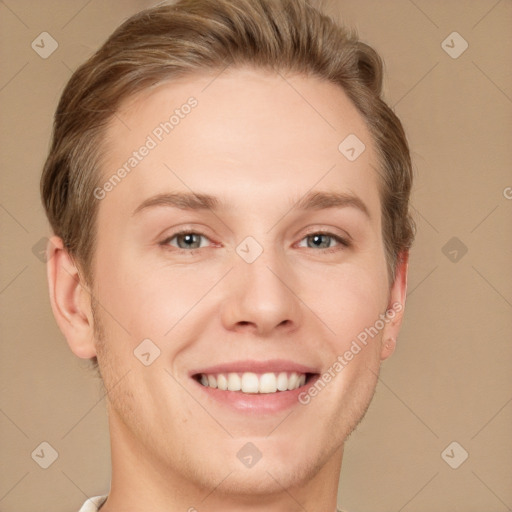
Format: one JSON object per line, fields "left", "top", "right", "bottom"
{"left": 193, "top": 371, "right": 317, "bottom": 394}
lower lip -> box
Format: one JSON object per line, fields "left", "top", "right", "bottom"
{"left": 192, "top": 375, "right": 319, "bottom": 414}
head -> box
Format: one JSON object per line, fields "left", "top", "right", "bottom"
{"left": 42, "top": 0, "right": 414, "bottom": 502}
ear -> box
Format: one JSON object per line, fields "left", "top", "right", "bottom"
{"left": 46, "top": 235, "right": 97, "bottom": 359}
{"left": 380, "top": 250, "right": 409, "bottom": 361}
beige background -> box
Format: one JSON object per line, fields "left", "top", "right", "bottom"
{"left": 1, "top": 0, "right": 511, "bottom": 511}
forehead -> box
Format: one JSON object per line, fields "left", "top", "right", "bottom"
{"left": 98, "top": 68, "right": 381, "bottom": 222}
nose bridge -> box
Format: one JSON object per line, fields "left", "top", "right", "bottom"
{"left": 220, "top": 235, "right": 302, "bottom": 334}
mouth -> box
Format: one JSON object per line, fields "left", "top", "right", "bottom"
{"left": 189, "top": 359, "right": 320, "bottom": 415}
{"left": 189, "top": 359, "right": 321, "bottom": 413}
{"left": 192, "top": 371, "right": 318, "bottom": 394}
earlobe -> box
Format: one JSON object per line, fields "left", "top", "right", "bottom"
{"left": 46, "top": 236, "right": 97, "bottom": 359}
{"left": 381, "top": 337, "right": 396, "bottom": 359}
{"left": 381, "top": 250, "right": 409, "bottom": 361}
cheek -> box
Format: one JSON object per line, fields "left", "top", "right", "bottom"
{"left": 93, "top": 245, "right": 226, "bottom": 346}
{"left": 305, "top": 263, "right": 389, "bottom": 343}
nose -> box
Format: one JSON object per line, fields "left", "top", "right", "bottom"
{"left": 220, "top": 245, "right": 303, "bottom": 337}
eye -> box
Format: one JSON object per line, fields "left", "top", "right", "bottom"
{"left": 160, "top": 231, "right": 211, "bottom": 251}
{"left": 159, "top": 230, "right": 349, "bottom": 254}
{"left": 297, "top": 232, "right": 350, "bottom": 252}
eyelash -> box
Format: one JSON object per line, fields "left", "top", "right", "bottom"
{"left": 159, "top": 230, "right": 350, "bottom": 255}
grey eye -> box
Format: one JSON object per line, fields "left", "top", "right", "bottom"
{"left": 307, "top": 234, "right": 333, "bottom": 248}
{"left": 164, "top": 232, "right": 209, "bottom": 250}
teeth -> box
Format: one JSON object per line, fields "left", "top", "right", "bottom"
{"left": 227, "top": 373, "right": 241, "bottom": 391}
{"left": 198, "top": 371, "right": 308, "bottom": 393}
{"left": 217, "top": 373, "right": 228, "bottom": 390}
{"left": 276, "top": 372, "right": 288, "bottom": 391}
{"left": 241, "top": 373, "right": 259, "bottom": 393}
{"left": 287, "top": 372, "right": 298, "bottom": 390}
{"left": 259, "top": 372, "right": 277, "bottom": 393}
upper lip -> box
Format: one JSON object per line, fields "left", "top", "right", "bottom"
{"left": 189, "top": 359, "right": 320, "bottom": 377}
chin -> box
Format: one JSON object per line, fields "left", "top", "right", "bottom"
{"left": 210, "top": 457, "right": 320, "bottom": 499}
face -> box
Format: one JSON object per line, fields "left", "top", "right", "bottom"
{"left": 81, "top": 68, "right": 406, "bottom": 497}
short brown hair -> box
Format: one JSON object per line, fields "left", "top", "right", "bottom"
{"left": 41, "top": 0, "right": 415, "bottom": 289}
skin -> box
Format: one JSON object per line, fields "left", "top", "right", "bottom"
{"left": 47, "top": 68, "right": 408, "bottom": 512}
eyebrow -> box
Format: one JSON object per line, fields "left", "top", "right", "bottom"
{"left": 294, "top": 190, "right": 370, "bottom": 218}
{"left": 132, "top": 192, "right": 220, "bottom": 216}
{"left": 132, "top": 190, "right": 370, "bottom": 219}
